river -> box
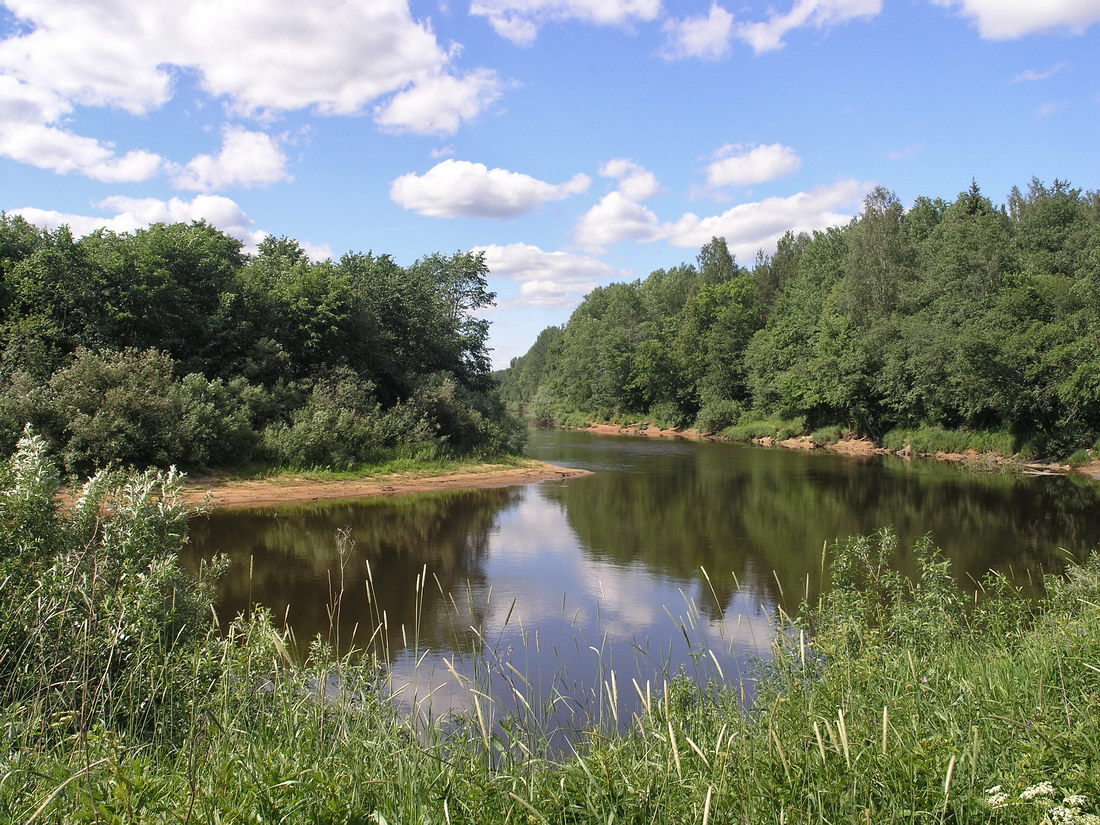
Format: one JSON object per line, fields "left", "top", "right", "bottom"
{"left": 182, "top": 429, "right": 1100, "bottom": 732}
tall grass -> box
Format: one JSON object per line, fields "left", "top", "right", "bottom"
{"left": 3, "top": 432, "right": 1099, "bottom": 823}
{"left": 881, "top": 425, "right": 1026, "bottom": 458}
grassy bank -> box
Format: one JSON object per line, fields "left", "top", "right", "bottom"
{"left": 3, "top": 434, "right": 1099, "bottom": 823}
{"left": 199, "top": 449, "right": 538, "bottom": 483}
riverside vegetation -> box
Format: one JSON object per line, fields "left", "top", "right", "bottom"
{"left": 0, "top": 217, "right": 521, "bottom": 477}
{"left": 3, "top": 431, "right": 1100, "bottom": 824}
{"left": 500, "top": 179, "right": 1100, "bottom": 465}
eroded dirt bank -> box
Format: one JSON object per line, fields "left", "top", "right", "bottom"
{"left": 182, "top": 461, "right": 592, "bottom": 510}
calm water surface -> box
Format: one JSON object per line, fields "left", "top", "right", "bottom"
{"left": 182, "top": 429, "right": 1100, "bottom": 727}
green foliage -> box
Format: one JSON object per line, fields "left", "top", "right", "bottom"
{"left": 646, "top": 400, "right": 691, "bottom": 429}
{"left": 881, "top": 425, "right": 1020, "bottom": 456}
{"left": 0, "top": 433, "right": 219, "bottom": 742}
{"left": 693, "top": 399, "right": 744, "bottom": 434}
{"left": 4, "top": 446, "right": 1100, "bottom": 825}
{"left": 502, "top": 177, "right": 1100, "bottom": 461}
{"left": 720, "top": 416, "right": 806, "bottom": 442}
{"left": 810, "top": 424, "right": 844, "bottom": 446}
{"left": 0, "top": 224, "right": 515, "bottom": 474}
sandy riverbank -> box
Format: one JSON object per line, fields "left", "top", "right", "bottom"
{"left": 182, "top": 460, "right": 592, "bottom": 510}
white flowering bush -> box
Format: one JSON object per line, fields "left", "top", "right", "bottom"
{"left": 986, "top": 783, "right": 1100, "bottom": 824}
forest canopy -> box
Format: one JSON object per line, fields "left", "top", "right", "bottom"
{"left": 0, "top": 220, "right": 519, "bottom": 474}
{"left": 500, "top": 179, "right": 1100, "bottom": 460}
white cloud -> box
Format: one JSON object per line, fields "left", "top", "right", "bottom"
{"left": 13, "top": 194, "right": 329, "bottom": 258}
{"left": 737, "top": 0, "right": 881, "bottom": 53}
{"left": 300, "top": 241, "right": 334, "bottom": 262}
{"left": 1035, "top": 101, "right": 1069, "bottom": 117}
{"left": 574, "top": 178, "right": 868, "bottom": 259}
{"left": 0, "top": 75, "right": 164, "bottom": 181}
{"left": 662, "top": 179, "right": 868, "bottom": 259}
{"left": 0, "top": 1, "right": 502, "bottom": 179}
{"left": 1011, "top": 61, "right": 1069, "bottom": 83}
{"left": 473, "top": 242, "right": 617, "bottom": 307}
{"left": 11, "top": 194, "right": 266, "bottom": 246}
{"left": 173, "top": 126, "right": 290, "bottom": 191}
{"left": 932, "top": 0, "right": 1100, "bottom": 39}
{"left": 600, "top": 158, "right": 661, "bottom": 200}
{"left": 373, "top": 69, "right": 503, "bottom": 135}
{"left": 574, "top": 191, "right": 662, "bottom": 250}
{"left": 391, "top": 159, "right": 591, "bottom": 218}
{"left": 706, "top": 143, "right": 802, "bottom": 187}
{"left": 884, "top": 143, "right": 922, "bottom": 160}
{"left": 661, "top": 4, "right": 735, "bottom": 60}
{"left": 469, "top": 0, "right": 661, "bottom": 45}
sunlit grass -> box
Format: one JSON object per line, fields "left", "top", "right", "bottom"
{"left": 4, "top": 433, "right": 1100, "bottom": 823}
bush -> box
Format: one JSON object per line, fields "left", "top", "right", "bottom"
{"left": 262, "top": 370, "right": 396, "bottom": 469}
{"left": 720, "top": 416, "right": 806, "bottom": 442}
{"left": 1065, "top": 448, "right": 1092, "bottom": 467}
{"left": 0, "top": 432, "right": 220, "bottom": 739}
{"left": 810, "top": 425, "right": 844, "bottom": 446}
{"left": 694, "top": 400, "right": 744, "bottom": 434}
{"left": 45, "top": 347, "right": 179, "bottom": 475}
{"left": 881, "top": 426, "right": 1017, "bottom": 456}
{"left": 169, "top": 373, "right": 259, "bottom": 470}
{"left": 403, "top": 371, "right": 523, "bottom": 455}
{"left": 646, "top": 400, "right": 691, "bottom": 430}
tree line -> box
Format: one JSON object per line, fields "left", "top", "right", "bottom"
{"left": 500, "top": 179, "right": 1100, "bottom": 460}
{"left": 0, "top": 219, "right": 519, "bottom": 474}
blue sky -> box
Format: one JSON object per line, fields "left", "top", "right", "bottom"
{"left": 1, "top": 0, "right": 1098, "bottom": 367}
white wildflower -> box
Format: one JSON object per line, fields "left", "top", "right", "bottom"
{"left": 987, "top": 792, "right": 1009, "bottom": 807}
{"left": 986, "top": 785, "right": 1004, "bottom": 794}
{"left": 1023, "top": 782, "right": 1057, "bottom": 800}
{"left": 1048, "top": 806, "right": 1076, "bottom": 823}
{"left": 1065, "top": 796, "right": 1090, "bottom": 808}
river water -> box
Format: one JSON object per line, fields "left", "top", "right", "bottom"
{"left": 182, "top": 429, "right": 1100, "bottom": 731}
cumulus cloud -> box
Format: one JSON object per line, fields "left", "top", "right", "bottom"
{"left": 600, "top": 158, "right": 661, "bottom": 200}
{"left": 931, "top": 0, "right": 1100, "bottom": 39}
{"left": 469, "top": 0, "right": 661, "bottom": 45}
{"left": 574, "top": 191, "right": 662, "bottom": 250}
{"left": 173, "top": 126, "right": 290, "bottom": 191}
{"left": 11, "top": 194, "right": 266, "bottom": 246}
{"left": 472, "top": 242, "right": 617, "bottom": 307}
{"left": 661, "top": 4, "right": 735, "bottom": 60}
{"left": 391, "top": 159, "right": 591, "bottom": 218}
{"left": 662, "top": 179, "right": 868, "bottom": 259}
{"left": 706, "top": 143, "right": 802, "bottom": 187}
{"left": 1012, "top": 61, "right": 1069, "bottom": 83}
{"left": 0, "top": 75, "right": 163, "bottom": 181}
{"left": 0, "top": 1, "right": 502, "bottom": 178}
{"left": 574, "top": 178, "right": 868, "bottom": 259}
{"left": 9, "top": 193, "right": 325, "bottom": 258}
{"left": 737, "top": 0, "right": 881, "bottom": 53}
{"left": 374, "top": 69, "right": 503, "bottom": 135}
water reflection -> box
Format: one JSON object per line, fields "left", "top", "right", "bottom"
{"left": 182, "top": 429, "right": 1100, "bottom": 730}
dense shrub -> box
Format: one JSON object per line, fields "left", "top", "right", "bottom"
{"left": 693, "top": 399, "right": 744, "bottom": 434}
{"left": 0, "top": 432, "right": 219, "bottom": 739}
{"left": 646, "top": 400, "right": 691, "bottom": 429}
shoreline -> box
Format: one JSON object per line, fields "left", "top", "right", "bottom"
{"left": 182, "top": 460, "right": 592, "bottom": 510}
{"left": 565, "top": 422, "right": 1100, "bottom": 481}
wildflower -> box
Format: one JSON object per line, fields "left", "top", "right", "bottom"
{"left": 1049, "top": 806, "right": 1076, "bottom": 823}
{"left": 1065, "top": 796, "right": 1089, "bottom": 808}
{"left": 986, "top": 792, "right": 1009, "bottom": 808}
{"left": 1021, "top": 782, "right": 1057, "bottom": 800}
